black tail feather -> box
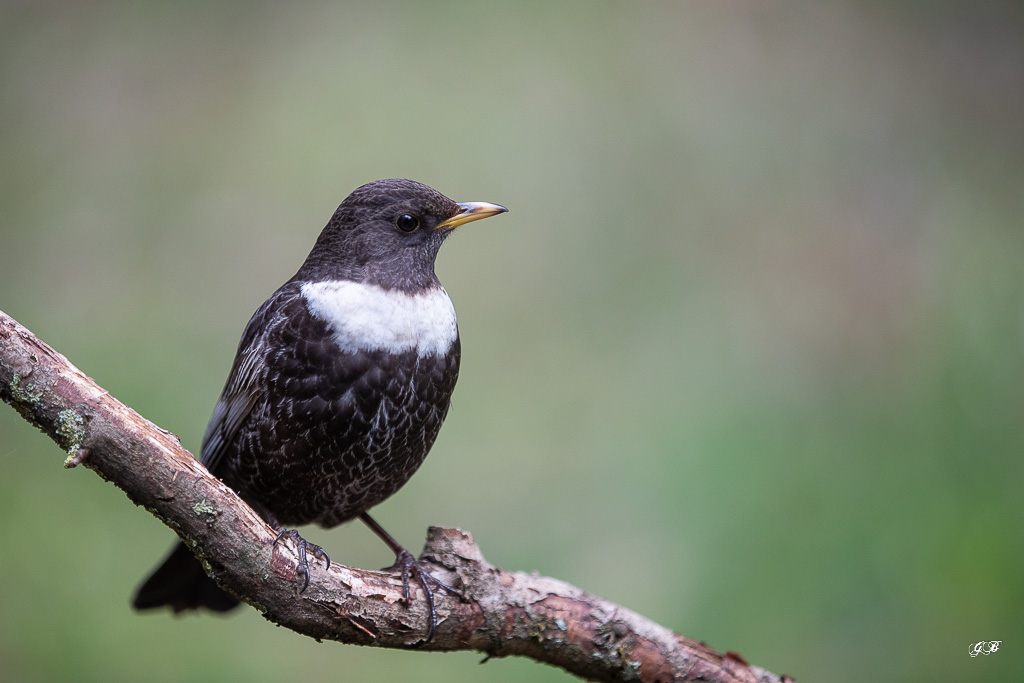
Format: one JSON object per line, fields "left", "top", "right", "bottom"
{"left": 133, "top": 542, "right": 240, "bottom": 613}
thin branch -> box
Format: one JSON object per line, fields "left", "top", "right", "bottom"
{"left": 0, "top": 309, "right": 789, "bottom": 683}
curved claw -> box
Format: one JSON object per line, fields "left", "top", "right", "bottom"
{"left": 358, "top": 512, "right": 461, "bottom": 641}
{"left": 390, "top": 549, "right": 462, "bottom": 642}
{"left": 273, "top": 528, "right": 331, "bottom": 593}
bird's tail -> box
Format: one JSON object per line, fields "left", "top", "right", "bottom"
{"left": 133, "top": 541, "right": 240, "bottom": 613}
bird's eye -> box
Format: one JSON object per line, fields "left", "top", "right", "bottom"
{"left": 396, "top": 214, "right": 420, "bottom": 232}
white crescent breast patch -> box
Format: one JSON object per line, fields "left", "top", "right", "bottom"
{"left": 301, "top": 280, "right": 457, "bottom": 357}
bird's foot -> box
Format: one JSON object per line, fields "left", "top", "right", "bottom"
{"left": 273, "top": 528, "right": 331, "bottom": 592}
{"left": 386, "top": 548, "right": 462, "bottom": 642}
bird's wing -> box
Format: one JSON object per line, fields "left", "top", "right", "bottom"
{"left": 199, "top": 371, "right": 260, "bottom": 477}
{"left": 199, "top": 286, "right": 293, "bottom": 476}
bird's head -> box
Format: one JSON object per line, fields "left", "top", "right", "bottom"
{"left": 297, "top": 178, "right": 507, "bottom": 291}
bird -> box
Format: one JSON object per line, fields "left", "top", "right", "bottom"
{"left": 132, "top": 178, "right": 507, "bottom": 639}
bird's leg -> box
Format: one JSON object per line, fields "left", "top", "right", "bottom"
{"left": 359, "top": 512, "right": 461, "bottom": 641}
{"left": 266, "top": 513, "right": 331, "bottom": 593}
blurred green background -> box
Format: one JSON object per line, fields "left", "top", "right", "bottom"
{"left": 2, "top": 2, "right": 1022, "bottom": 681}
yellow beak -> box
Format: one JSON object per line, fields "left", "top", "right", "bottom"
{"left": 436, "top": 201, "right": 508, "bottom": 231}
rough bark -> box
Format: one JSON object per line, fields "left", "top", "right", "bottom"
{"left": 0, "top": 309, "right": 790, "bottom": 683}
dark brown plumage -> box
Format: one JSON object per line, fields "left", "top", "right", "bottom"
{"left": 133, "top": 179, "right": 506, "bottom": 638}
